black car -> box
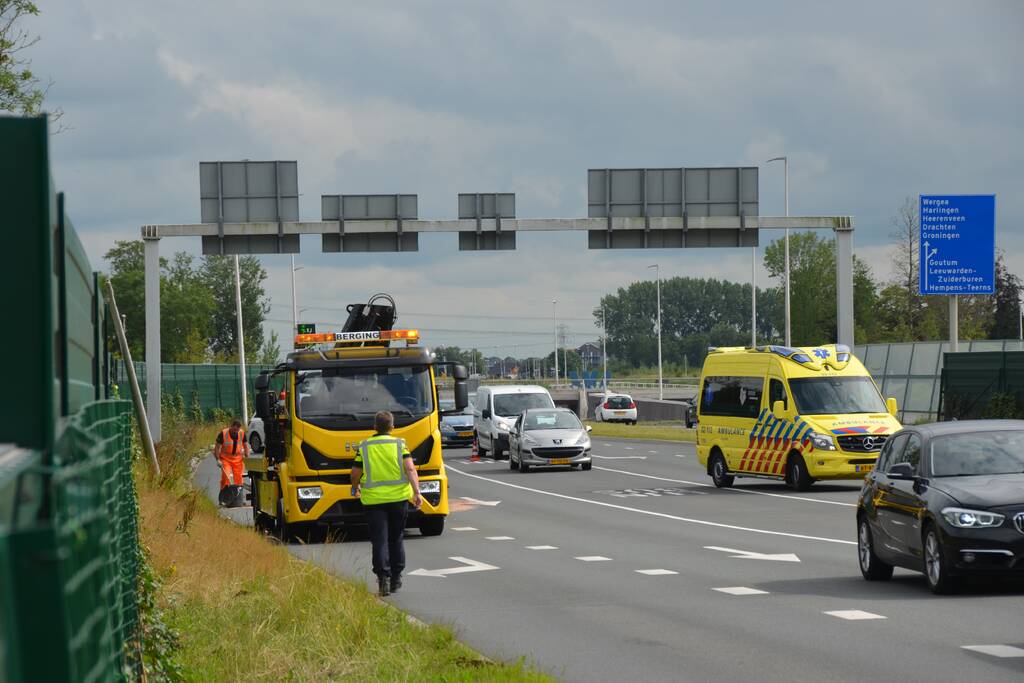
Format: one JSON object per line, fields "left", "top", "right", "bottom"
{"left": 857, "top": 420, "right": 1024, "bottom": 593}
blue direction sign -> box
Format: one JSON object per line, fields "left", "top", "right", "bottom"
{"left": 919, "top": 194, "right": 995, "bottom": 295}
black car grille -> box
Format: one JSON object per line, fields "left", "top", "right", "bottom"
{"left": 837, "top": 434, "right": 888, "bottom": 453}
{"left": 1015, "top": 512, "right": 1024, "bottom": 535}
{"left": 531, "top": 447, "right": 585, "bottom": 459}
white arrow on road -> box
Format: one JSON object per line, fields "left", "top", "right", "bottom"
{"left": 704, "top": 546, "right": 801, "bottom": 562}
{"left": 408, "top": 556, "right": 500, "bottom": 578}
{"left": 460, "top": 497, "right": 501, "bottom": 506}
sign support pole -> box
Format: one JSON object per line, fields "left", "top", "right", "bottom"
{"left": 234, "top": 255, "right": 248, "bottom": 421}
{"left": 143, "top": 235, "right": 161, "bottom": 443}
{"left": 949, "top": 296, "right": 959, "bottom": 352}
{"left": 835, "top": 225, "right": 855, "bottom": 349}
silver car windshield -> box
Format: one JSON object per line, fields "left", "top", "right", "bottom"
{"left": 525, "top": 411, "right": 581, "bottom": 431}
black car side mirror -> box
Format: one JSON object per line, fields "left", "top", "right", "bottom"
{"left": 888, "top": 462, "right": 916, "bottom": 480}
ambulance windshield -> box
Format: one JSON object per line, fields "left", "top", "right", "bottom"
{"left": 789, "top": 377, "right": 886, "bottom": 415}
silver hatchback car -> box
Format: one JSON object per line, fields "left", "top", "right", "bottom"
{"left": 509, "top": 408, "right": 593, "bottom": 473}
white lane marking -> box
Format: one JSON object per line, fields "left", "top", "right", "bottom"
{"left": 705, "top": 546, "right": 801, "bottom": 562}
{"left": 575, "top": 556, "right": 612, "bottom": 562}
{"left": 526, "top": 545, "right": 558, "bottom": 550}
{"left": 592, "top": 465, "right": 858, "bottom": 508}
{"left": 486, "top": 536, "right": 514, "bottom": 540}
{"left": 592, "top": 455, "right": 647, "bottom": 460}
{"left": 448, "top": 465, "right": 856, "bottom": 546}
{"left": 452, "top": 526, "right": 478, "bottom": 531}
{"left": 461, "top": 497, "right": 501, "bottom": 506}
{"left": 713, "top": 586, "right": 769, "bottom": 596}
{"left": 623, "top": 447, "right": 635, "bottom": 450}
{"left": 674, "top": 454, "right": 686, "bottom": 458}
{"left": 962, "top": 645, "right": 1024, "bottom": 658}
{"left": 408, "top": 556, "right": 499, "bottom": 578}
{"left": 636, "top": 569, "right": 678, "bottom": 575}
{"left": 824, "top": 610, "right": 886, "bottom": 621}
{"left": 648, "top": 450, "right": 659, "bottom": 454}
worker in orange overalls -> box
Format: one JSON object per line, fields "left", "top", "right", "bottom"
{"left": 214, "top": 419, "right": 250, "bottom": 492}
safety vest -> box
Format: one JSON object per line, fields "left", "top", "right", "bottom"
{"left": 357, "top": 434, "right": 413, "bottom": 505}
{"left": 220, "top": 428, "right": 245, "bottom": 457}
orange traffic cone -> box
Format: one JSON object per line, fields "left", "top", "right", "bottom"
{"left": 470, "top": 437, "right": 480, "bottom": 462}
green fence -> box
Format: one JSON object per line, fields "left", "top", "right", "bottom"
{"left": 940, "top": 351, "right": 1024, "bottom": 420}
{"left": 1, "top": 115, "right": 139, "bottom": 682}
{"left": 113, "top": 361, "right": 276, "bottom": 419}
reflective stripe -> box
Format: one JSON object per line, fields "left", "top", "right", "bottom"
{"left": 359, "top": 437, "right": 408, "bottom": 488}
{"left": 220, "top": 428, "right": 245, "bottom": 455}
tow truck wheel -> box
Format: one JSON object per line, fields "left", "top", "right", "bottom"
{"left": 275, "top": 501, "right": 294, "bottom": 543}
{"left": 419, "top": 517, "right": 445, "bottom": 537}
{"left": 785, "top": 453, "right": 814, "bottom": 491}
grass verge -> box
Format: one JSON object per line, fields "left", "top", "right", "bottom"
{"left": 585, "top": 421, "right": 697, "bottom": 443}
{"left": 137, "top": 415, "right": 552, "bottom": 682}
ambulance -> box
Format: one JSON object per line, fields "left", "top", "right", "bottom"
{"left": 696, "top": 344, "right": 901, "bottom": 491}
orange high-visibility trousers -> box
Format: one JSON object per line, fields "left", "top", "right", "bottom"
{"left": 220, "top": 455, "right": 245, "bottom": 489}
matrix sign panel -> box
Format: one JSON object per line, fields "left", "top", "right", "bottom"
{"left": 457, "top": 193, "right": 516, "bottom": 251}
{"left": 321, "top": 194, "right": 419, "bottom": 252}
{"left": 199, "top": 160, "right": 299, "bottom": 254}
{"left": 919, "top": 195, "right": 995, "bottom": 295}
{"left": 587, "top": 167, "right": 758, "bottom": 249}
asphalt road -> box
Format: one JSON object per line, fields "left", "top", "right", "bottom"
{"left": 197, "top": 438, "right": 1024, "bottom": 682}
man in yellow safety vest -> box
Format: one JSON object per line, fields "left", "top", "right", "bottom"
{"left": 350, "top": 411, "right": 422, "bottom": 596}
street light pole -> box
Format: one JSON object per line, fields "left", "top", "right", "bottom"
{"left": 751, "top": 246, "right": 757, "bottom": 347}
{"left": 768, "top": 156, "right": 790, "bottom": 346}
{"left": 552, "top": 299, "right": 559, "bottom": 385}
{"left": 290, "top": 254, "right": 298, "bottom": 334}
{"left": 602, "top": 306, "right": 608, "bottom": 393}
{"left": 648, "top": 264, "right": 663, "bottom": 400}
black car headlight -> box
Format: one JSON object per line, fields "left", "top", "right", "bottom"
{"left": 941, "top": 507, "right": 1005, "bottom": 528}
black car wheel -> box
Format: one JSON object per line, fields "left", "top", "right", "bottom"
{"left": 710, "top": 452, "right": 734, "bottom": 488}
{"left": 785, "top": 453, "right": 814, "bottom": 491}
{"left": 923, "top": 526, "right": 958, "bottom": 594}
{"left": 857, "top": 517, "right": 894, "bottom": 581}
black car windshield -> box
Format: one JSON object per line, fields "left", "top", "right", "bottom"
{"left": 789, "top": 377, "right": 886, "bottom": 415}
{"left": 296, "top": 365, "right": 433, "bottom": 421}
{"left": 493, "top": 393, "right": 552, "bottom": 417}
{"left": 525, "top": 411, "right": 581, "bottom": 431}
{"left": 931, "top": 431, "right": 1024, "bottom": 477}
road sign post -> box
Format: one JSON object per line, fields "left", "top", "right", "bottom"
{"left": 919, "top": 195, "right": 996, "bottom": 352}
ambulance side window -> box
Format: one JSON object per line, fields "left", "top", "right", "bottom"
{"left": 769, "top": 379, "right": 788, "bottom": 411}
{"left": 700, "top": 376, "right": 763, "bottom": 419}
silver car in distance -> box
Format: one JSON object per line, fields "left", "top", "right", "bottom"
{"left": 509, "top": 408, "right": 593, "bottom": 473}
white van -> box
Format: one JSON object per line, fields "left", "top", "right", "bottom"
{"left": 474, "top": 385, "right": 555, "bottom": 459}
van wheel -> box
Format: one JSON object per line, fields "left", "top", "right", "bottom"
{"left": 477, "top": 439, "right": 488, "bottom": 458}
{"left": 710, "top": 452, "right": 734, "bottom": 488}
{"left": 785, "top": 453, "right": 814, "bottom": 491}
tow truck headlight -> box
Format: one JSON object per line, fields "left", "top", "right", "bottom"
{"left": 941, "top": 507, "right": 1004, "bottom": 528}
{"left": 419, "top": 480, "right": 441, "bottom": 494}
{"left": 809, "top": 433, "right": 837, "bottom": 451}
{"left": 297, "top": 486, "right": 323, "bottom": 500}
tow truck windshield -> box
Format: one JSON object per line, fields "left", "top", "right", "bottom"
{"left": 296, "top": 365, "right": 434, "bottom": 428}
{"left": 789, "top": 376, "right": 886, "bottom": 415}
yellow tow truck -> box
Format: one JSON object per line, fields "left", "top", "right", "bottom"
{"left": 248, "top": 295, "right": 469, "bottom": 540}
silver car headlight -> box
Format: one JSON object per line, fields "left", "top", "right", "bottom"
{"left": 521, "top": 434, "right": 539, "bottom": 447}
{"left": 809, "top": 432, "right": 836, "bottom": 451}
{"left": 574, "top": 432, "right": 591, "bottom": 446}
{"left": 419, "top": 480, "right": 441, "bottom": 494}
{"left": 297, "top": 486, "right": 322, "bottom": 500}
{"left": 941, "top": 507, "right": 1005, "bottom": 528}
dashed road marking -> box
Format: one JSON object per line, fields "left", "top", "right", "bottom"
{"left": 674, "top": 454, "right": 686, "bottom": 458}
{"left": 526, "top": 545, "right": 558, "bottom": 550}
{"left": 452, "top": 526, "right": 478, "bottom": 531}
{"left": 635, "top": 569, "right": 678, "bottom": 575}
{"left": 713, "top": 586, "right": 769, "bottom": 596}
{"left": 486, "top": 536, "right": 515, "bottom": 541}
{"left": 962, "top": 645, "right": 1024, "bottom": 658}
{"left": 648, "top": 450, "right": 659, "bottom": 454}
{"left": 824, "top": 610, "right": 886, "bottom": 621}
{"left": 592, "top": 455, "right": 647, "bottom": 460}
{"left": 575, "top": 556, "right": 612, "bottom": 562}
{"left": 623, "top": 447, "right": 634, "bottom": 450}
{"left": 448, "top": 465, "right": 857, "bottom": 545}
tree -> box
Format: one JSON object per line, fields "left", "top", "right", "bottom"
{"left": 990, "top": 252, "right": 1023, "bottom": 339}
{"left": 200, "top": 255, "right": 270, "bottom": 362}
{"left": 258, "top": 330, "right": 282, "bottom": 365}
{"left": 763, "top": 232, "right": 877, "bottom": 345}
{"left": 0, "top": 1, "right": 62, "bottom": 124}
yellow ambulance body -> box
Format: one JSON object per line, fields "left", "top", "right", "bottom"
{"left": 696, "top": 344, "right": 901, "bottom": 491}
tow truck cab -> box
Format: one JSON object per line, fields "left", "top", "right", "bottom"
{"left": 248, "top": 302, "right": 468, "bottom": 540}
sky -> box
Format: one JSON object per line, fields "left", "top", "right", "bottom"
{"left": 27, "top": 0, "right": 1024, "bottom": 358}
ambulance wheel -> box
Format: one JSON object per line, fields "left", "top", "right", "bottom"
{"left": 420, "top": 517, "right": 445, "bottom": 536}
{"left": 710, "top": 452, "right": 734, "bottom": 488}
{"left": 785, "top": 453, "right": 814, "bottom": 491}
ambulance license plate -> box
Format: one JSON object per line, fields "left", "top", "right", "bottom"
{"left": 549, "top": 458, "right": 571, "bottom": 465}
{"left": 458, "top": 431, "right": 473, "bottom": 437}
{"left": 855, "top": 464, "right": 874, "bottom": 473}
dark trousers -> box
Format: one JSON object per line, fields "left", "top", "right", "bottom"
{"left": 364, "top": 501, "right": 408, "bottom": 578}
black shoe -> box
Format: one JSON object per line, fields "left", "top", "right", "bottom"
{"left": 390, "top": 575, "right": 402, "bottom": 593}
{"left": 378, "top": 575, "right": 390, "bottom": 597}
